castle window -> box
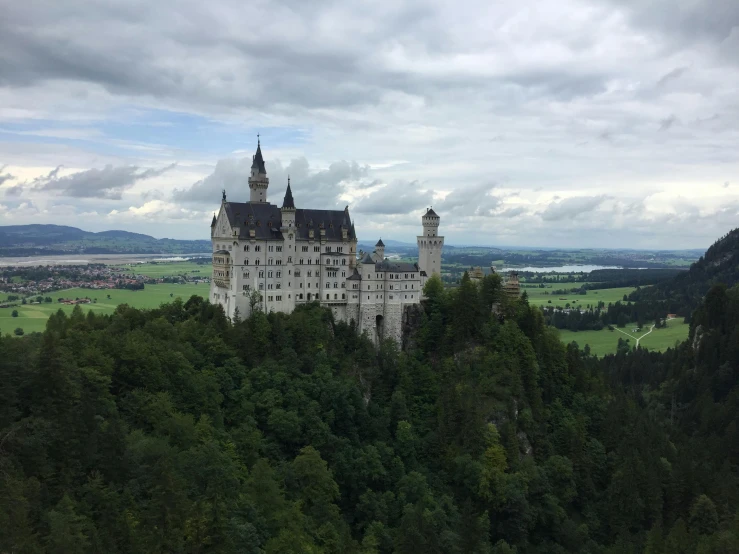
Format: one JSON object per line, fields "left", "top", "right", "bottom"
{"left": 255, "top": 259, "right": 260, "bottom": 266}
{"left": 302, "top": 246, "right": 308, "bottom": 252}
{"left": 342, "top": 271, "right": 346, "bottom": 277}
{"left": 242, "top": 285, "right": 249, "bottom": 291}
{"left": 255, "top": 245, "right": 261, "bottom": 252}
{"left": 288, "top": 294, "right": 291, "bottom": 299}
{"left": 300, "top": 294, "right": 303, "bottom": 299}
{"left": 268, "top": 271, "right": 273, "bottom": 278}
{"left": 228, "top": 245, "right": 232, "bottom": 251}
{"left": 390, "top": 295, "right": 393, "bottom": 299}
{"left": 341, "top": 282, "right": 345, "bottom": 288}
{"left": 268, "top": 284, "right": 273, "bottom": 290}
{"left": 300, "top": 283, "right": 303, "bottom": 288}
{"left": 341, "top": 259, "right": 345, "bottom": 265}
{"left": 390, "top": 274, "right": 393, "bottom": 279}
{"left": 277, "top": 271, "right": 281, "bottom": 278}
{"left": 342, "top": 293, "right": 345, "bottom": 299}
{"left": 259, "top": 271, "right": 264, "bottom": 278}
{"left": 326, "top": 294, "right": 330, "bottom": 300}
{"left": 334, "top": 294, "right": 337, "bottom": 299}
{"left": 307, "top": 283, "right": 310, "bottom": 288}
{"left": 244, "top": 258, "right": 249, "bottom": 265}
{"left": 244, "top": 271, "right": 250, "bottom": 278}
{"left": 405, "top": 284, "right": 408, "bottom": 289}
{"left": 325, "top": 246, "right": 331, "bottom": 252}
{"left": 300, "top": 259, "right": 304, "bottom": 264}
{"left": 308, "top": 271, "right": 312, "bottom": 277}
{"left": 315, "top": 282, "right": 319, "bottom": 289}
{"left": 276, "top": 284, "right": 281, "bottom": 289}
{"left": 259, "top": 283, "right": 264, "bottom": 290}
{"left": 277, "top": 259, "right": 282, "bottom": 265}
{"left": 268, "top": 296, "right": 273, "bottom": 301}
{"left": 244, "top": 245, "right": 249, "bottom": 252}
{"left": 308, "top": 259, "right": 311, "bottom": 265}
{"left": 276, "top": 295, "right": 281, "bottom": 301}
{"left": 288, "top": 257, "right": 292, "bottom": 263}
{"left": 269, "top": 245, "right": 273, "bottom": 252}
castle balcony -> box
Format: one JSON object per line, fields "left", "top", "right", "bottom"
{"left": 214, "top": 277, "right": 230, "bottom": 289}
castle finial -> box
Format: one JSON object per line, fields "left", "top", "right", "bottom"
{"left": 288, "top": 175, "right": 290, "bottom": 186}
{"left": 222, "top": 189, "right": 226, "bottom": 202}
{"left": 257, "top": 132, "right": 260, "bottom": 146}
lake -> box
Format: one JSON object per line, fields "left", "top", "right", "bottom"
{"left": 0, "top": 253, "right": 213, "bottom": 267}
{"left": 502, "top": 265, "right": 623, "bottom": 273}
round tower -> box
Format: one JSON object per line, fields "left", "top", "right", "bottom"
{"left": 249, "top": 137, "right": 269, "bottom": 203}
{"left": 417, "top": 207, "right": 444, "bottom": 277}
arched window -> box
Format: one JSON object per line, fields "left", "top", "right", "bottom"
{"left": 334, "top": 294, "right": 337, "bottom": 299}
{"left": 244, "top": 258, "right": 248, "bottom": 265}
{"left": 341, "top": 259, "right": 346, "bottom": 265}
{"left": 244, "top": 245, "right": 249, "bottom": 252}
{"left": 326, "top": 294, "right": 330, "bottom": 300}
{"left": 245, "top": 271, "right": 250, "bottom": 278}
{"left": 288, "top": 256, "right": 292, "bottom": 263}
{"left": 255, "top": 259, "right": 260, "bottom": 266}
{"left": 342, "top": 293, "right": 345, "bottom": 299}
{"left": 268, "top": 258, "right": 273, "bottom": 265}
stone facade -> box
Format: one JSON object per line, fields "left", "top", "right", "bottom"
{"left": 209, "top": 141, "right": 443, "bottom": 345}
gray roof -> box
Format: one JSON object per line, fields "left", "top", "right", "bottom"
{"left": 251, "top": 141, "right": 266, "bottom": 174}
{"left": 375, "top": 260, "right": 420, "bottom": 273}
{"left": 347, "top": 268, "right": 362, "bottom": 280}
{"left": 361, "top": 252, "right": 375, "bottom": 264}
{"left": 424, "top": 207, "right": 439, "bottom": 218}
{"left": 282, "top": 181, "right": 295, "bottom": 209}
{"left": 223, "top": 201, "right": 356, "bottom": 241}
{"left": 376, "top": 238, "right": 385, "bottom": 247}
{"left": 211, "top": 213, "right": 217, "bottom": 227}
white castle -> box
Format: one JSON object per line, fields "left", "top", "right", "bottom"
{"left": 210, "top": 140, "right": 444, "bottom": 343}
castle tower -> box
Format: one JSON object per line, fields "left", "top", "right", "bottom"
{"left": 417, "top": 207, "right": 444, "bottom": 277}
{"left": 375, "top": 238, "right": 385, "bottom": 261}
{"left": 249, "top": 138, "right": 269, "bottom": 202}
{"left": 281, "top": 177, "right": 296, "bottom": 311}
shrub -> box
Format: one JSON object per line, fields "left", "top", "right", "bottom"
{"left": 14, "top": 327, "right": 24, "bottom": 336}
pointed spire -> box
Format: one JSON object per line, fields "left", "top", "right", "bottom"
{"left": 251, "top": 136, "right": 266, "bottom": 174}
{"left": 222, "top": 189, "right": 226, "bottom": 203}
{"left": 376, "top": 238, "right": 385, "bottom": 247}
{"left": 211, "top": 213, "right": 217, "bottom": 227}
{"left": 282, "top": 177, "right": 295, "bottom": 209}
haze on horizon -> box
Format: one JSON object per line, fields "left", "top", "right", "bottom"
{"left": 0, "top": 0, "right": 737, "bottom": 249}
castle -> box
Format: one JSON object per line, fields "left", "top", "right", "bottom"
{"left": 210, "top": 140, "right": 444, "bottom": 344}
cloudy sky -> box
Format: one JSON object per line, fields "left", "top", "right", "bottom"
{"left": 1, "top": 0, "right": 737, "bottom": 248}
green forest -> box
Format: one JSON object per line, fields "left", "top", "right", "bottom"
{"left": 1, "top": 268, "right": 738, "bottom": 553}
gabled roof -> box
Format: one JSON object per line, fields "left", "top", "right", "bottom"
{"left": 376, "top": 238, "right": 385, "bottom": 247}
{"left": 282, "top": 180, "right": 295, "bottom": 209}
{"left": 251, "top": 140, "right": 266, "bottom": 174}
{"left": 375, "top": 260, "right": 420, "bottom": 273}
{"left": 361, "top": 252, "right": 375, "bottom": 264}
{"left": 222, "top": 201, "right": 357, "bottom": 241}
{"left": 347, "top": 268, "right": 362, "bottom": 280}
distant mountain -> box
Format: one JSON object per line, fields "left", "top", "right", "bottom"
{"left": 0, "top": 224, "right": 211, "bottom": 257}
{"left": 630, "top": 227, "right": 739, "bottom": 314}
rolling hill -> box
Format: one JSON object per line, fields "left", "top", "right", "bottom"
{"left": 0, "top": 224, "right": 211, "bottom": 257}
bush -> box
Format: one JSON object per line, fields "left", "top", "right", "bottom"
{"left": 11, "top": 309, "right": 18, "bottom": 317}
{"left": 14, "top": 327, "right": 24, "bottom": 336}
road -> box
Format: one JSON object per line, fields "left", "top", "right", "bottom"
{"left": 612, "top": 323, "right": 656, "bottom": 348}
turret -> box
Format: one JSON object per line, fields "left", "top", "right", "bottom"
{"left": 417, "top": 207, "right": 444, "bottom": 278}
{"left": 375, "top": 238, "right": 385, "bottom": 261}
{"left": 249, "top": 137, "right": 269, "bottom": 202}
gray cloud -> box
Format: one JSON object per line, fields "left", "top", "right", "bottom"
{"left": 0, "top": 165, "right": 14, "bottom": 186}
{"left": 174, "top": 155, "right": 370, "bottom": 209}
{"left": 656, "top": 66, "right": 689, "bottom": 87}
{"left": 541, "top": 195, "right": 610, "bottom": 221}
{"left": 34, "top": 163, "right": 176, "bottom": 199}
{"left": 659, "top": 114, "right": 678, "bottom": 131}
{"left": 354, "top": 180, "right": 433, "bottom": 215}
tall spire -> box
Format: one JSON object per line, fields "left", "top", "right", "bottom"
{"left": 211, "top": 213, "right": 217, "bottom": 227}
{"left": 251, "top": 136, "right": 266, "bottom": 174}
{"left": 282, "top": 176, "right": 295, "bottom": 209}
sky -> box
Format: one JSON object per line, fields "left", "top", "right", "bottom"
{"left": 0, "top": 0, "right": 737, "bottom": 249}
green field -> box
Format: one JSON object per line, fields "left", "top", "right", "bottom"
{"left": 0, "top": 283, "right": 210, "bottom": 335}
{"left": 525, "top": 282, "right": 637, "bottom": 310}
{"left": 559, "top": 318, "right": 689, "bottom": 356}
{"left": 120, "top": 261, "right": 211, "bottom": 278}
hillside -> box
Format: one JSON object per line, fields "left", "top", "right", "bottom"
{"left": 630, "top": 227, "right": 739, "bottom": 315}
{"left": 0, "top": 224, "right": 211, "bottom": 257}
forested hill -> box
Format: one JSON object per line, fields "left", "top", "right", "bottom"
{"left": 2, "top": 271, "right": 738, "bottom": 552}
{"left": 0, "top": 224, "right": 210, "bottom": 256}
{"left": 629, "top": 227, "right": 739, "bottom": 315}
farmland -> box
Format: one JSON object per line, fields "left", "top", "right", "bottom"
{"left": 1, "top": 283, "right": 210, "bottom": 335}
{"left": 558, "top": 318, "right": 689, "bottom": 357}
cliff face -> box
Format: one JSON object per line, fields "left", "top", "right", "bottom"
{"left": 401, "top": 303, "right": 424, "bottom": 351}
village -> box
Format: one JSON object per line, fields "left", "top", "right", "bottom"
{"left": 0, "top": 263, "right": 209, "bottom": 300}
